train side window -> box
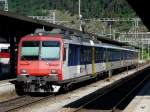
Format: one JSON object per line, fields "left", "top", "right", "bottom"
{"left": 80, "top": 47, "right": 83, "bottom": 64}
{"left": 68, "top": 44, "right": 78, "bottom": 66}
{"left": 63, "top": 48, "right": 66, "bottom": 61}
{"left": 83, "top": 48, "right": 85, "bottom": 62}
{"left": 103, "top": 49, "right": 107, "bottom": 61}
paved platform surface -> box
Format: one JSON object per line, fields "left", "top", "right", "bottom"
{"left": 123, "top": 77, "right": 150, "bottom": 112}
{"left": 0, "top": 78, "right": 16, "bottom": 102}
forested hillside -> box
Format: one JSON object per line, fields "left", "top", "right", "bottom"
{"left": 8, "top": 0, "right": 136, "bottom": 17}
{"left": 7, "top": 0, "right": 145, "bottom": 35}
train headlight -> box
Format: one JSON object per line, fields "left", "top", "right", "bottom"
{"left": 21, "top": 69, "right": 27, "bottom": 74}
{"left": 50, "top": 69, "right": 58, "bottom": 74}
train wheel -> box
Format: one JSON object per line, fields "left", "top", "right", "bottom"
{"left": 62, "top": 84, "right": 69, "bottom": 92}
{"left": 15, "top": 84, "right": 25, "bottom": 96}
{"left": 62, "top": 83, "right": 73, "bottom": 92}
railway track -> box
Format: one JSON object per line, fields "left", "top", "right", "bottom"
{"left": 0, "top": 94, "right": 54, "bottom": 112}
{"left": 60, "top": 66, "right": 150, "bottom": 112}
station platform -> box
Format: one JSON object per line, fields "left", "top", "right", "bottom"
{"left": 0, "top": 78, "right": 16, "bottom": 102}
{"left": 123, "top": 77, "right": 150, "bottom": 112}
{"left": 14, "top": 64, "right": 150, "bottom": 112}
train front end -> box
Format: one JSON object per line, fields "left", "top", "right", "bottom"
{"left": 17, "top": 34, "right": 64, "bottom": 93}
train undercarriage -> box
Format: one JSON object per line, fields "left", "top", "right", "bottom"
{"left": 15, "top": 75, "right": 61, "bottom": 95}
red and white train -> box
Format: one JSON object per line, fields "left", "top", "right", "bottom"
{"left": 0, "top": 43, "right": 10, "bottom": 77}
{"left": 16, "top": 29, "right": 138, "bottom": 94}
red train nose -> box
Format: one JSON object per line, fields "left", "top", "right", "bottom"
{"left": 18, "top": 61, "right": 61, "bottom": 76}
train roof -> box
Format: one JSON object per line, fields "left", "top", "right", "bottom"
{"left": 29, "top": 29, "right": 137, "bottom": 52}
{"left": 32, "top": 29, "right": 138, "bottom": 51}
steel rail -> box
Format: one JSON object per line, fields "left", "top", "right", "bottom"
{"left": 2, "top": 94, "right": 54, "bottom": 112}
{"left": 112, "top": 73, "right": 150, "bottom": 112}
{"left": 68, "top": 67, "right": 149, "bottom": 112}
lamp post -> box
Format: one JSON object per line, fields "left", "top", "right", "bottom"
{"left": 79, "top": 0, "right": 81, "bottom": 18}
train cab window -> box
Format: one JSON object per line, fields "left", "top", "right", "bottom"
{"left": 21, "top": 41, "right": 40, "bottom": 60}
{"left": 41, "top": 41, "right": 60, "bottom": 60}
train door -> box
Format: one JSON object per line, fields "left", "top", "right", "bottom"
{"left": 104, "top": 48, "right": 109, "bottom": 71}
{"left": 62, "top": 43, "right": 69, "bottom": 80}
{"left": 91, "top": 47, "right": 95, "bottom": 77}
{"left": 80, "top": 46, "right": 90, "bottom": 76}
{"left": 121, "top": 50, "right": 124, "bottom": 67}
{"left": 67, "top": 44, "right": 81, "bottom": 79}
{"left": 80, "top": 45, "right": 86, "bottom": 76}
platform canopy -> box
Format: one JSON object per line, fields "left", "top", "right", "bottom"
{"left": 0, "top": 10, "right": 81, "bottom": 43}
